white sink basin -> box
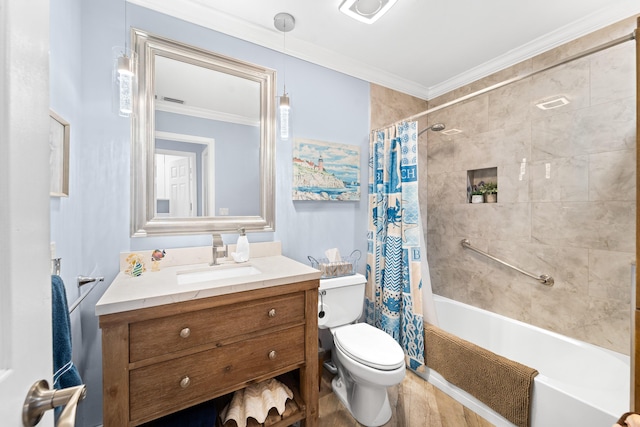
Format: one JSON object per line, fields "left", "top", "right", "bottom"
{"left": 176, "top": 265, "right": 262, "bottom": 285}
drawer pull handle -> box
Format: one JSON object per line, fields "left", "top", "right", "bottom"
{"left": 268, "top": 350, "right": 277, "bottom": 360}
{"left": 180, "top": 376, "right": 191, "bottom": 389}
{"left": 180, "top": 328, "right": 191, "bottom": 338}
{"left": 268, "top": 309, "right": 276, "bottom": 318}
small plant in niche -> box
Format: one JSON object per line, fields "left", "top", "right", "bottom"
{"left": 471, "top": 182, "right": 485, "bottom": 195}
{"left": 470, "top": 181, "right": 485, "bottom": 203}
{"left": 481, "top": 182, "right": 497, "bottom": 194}
{"left": 482, "top": 181, "right": 497, "bottom": 203}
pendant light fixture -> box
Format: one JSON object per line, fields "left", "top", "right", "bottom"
{"left": 274, "top": 12, "right": 295, "bottom": 141}
{"left": 112, "top": 0, "right": 137, "bottom": 117}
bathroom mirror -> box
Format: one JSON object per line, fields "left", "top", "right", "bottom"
{"left": 131, "top": 28, "right": 276, "bottom": 236}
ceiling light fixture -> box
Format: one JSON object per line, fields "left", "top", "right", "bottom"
{"left": 339, "top": 0, "right": 398, "bottom": 24}
{"left": 112, "top": 0, "right": 137, "bottom": 117}
{"left": 274, "top": 12, "right": 295, "bottom": 141}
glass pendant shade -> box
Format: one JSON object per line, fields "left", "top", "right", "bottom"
{"left": 279, "top": 94, "right": 290, "bottom": 140}
{"left": 274, "top": 12, "right": 295, "bottom": 142}
{"left": 112, "top": 46, "right": 137, "bottom": 117}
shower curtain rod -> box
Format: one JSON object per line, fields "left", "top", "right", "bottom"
{"left": 374, "top": 29, "right": 636, "bottom": 132}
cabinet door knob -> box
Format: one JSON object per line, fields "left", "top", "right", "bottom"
{"left": 180, "top": 376, "right": 191, "bottom": 388}
{"left": 268, "top": 350, "right": 277, "bottom": 360}
{"left": 180, "top": 327, "right": 191, "bottom": 338}
{"left": 268, "top": 309, "right": 276, "bottom": 318}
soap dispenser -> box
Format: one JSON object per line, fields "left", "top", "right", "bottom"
{"left": 232, "top": 227, "right": 250, "bottom": 263}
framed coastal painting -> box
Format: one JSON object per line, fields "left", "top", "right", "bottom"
{"left": 292, "top": 138, "right": 360, "bottom": 201}
{"left": 49, "top": 110, "right": 70, "bottom": 197}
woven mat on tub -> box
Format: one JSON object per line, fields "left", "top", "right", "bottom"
{"left": 425, "top": 323, "right": 538, "bottom": 427}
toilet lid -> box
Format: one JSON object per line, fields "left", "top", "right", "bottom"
{"left": 333, "top": 323, "right": 405, "bottom": 371}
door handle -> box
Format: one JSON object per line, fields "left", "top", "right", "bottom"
{"left": 22, "top": 380, "right": 86, "bottom": 427}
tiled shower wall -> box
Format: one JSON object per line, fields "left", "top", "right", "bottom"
{"left": 421, "top": 16, "right": 637, "bottom": 354}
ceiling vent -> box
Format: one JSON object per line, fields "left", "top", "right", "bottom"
{"left": 162, "top": 96, "right": 184, "bottom": 104}
{"left": 535, "top": 95, "right": 570, "bottom": 110}
{"left": 339, "top": 0, "right": 398, "bottom": 24}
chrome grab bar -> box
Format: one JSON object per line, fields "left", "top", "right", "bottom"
{"left": 461, "top": 239, "right": 554, "bottom": 286}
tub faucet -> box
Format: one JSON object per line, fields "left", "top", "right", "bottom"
{"left": 210, "top": 233, "right": 228, "bottom": 266}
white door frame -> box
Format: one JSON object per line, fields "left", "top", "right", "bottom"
{"left": 155, "top": 131, "right": 216, "bottom": 216}
{"left": 156, "top": 150, "right": 197, "bottom": 217}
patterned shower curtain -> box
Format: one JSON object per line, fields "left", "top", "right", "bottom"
{"left": 365, "top": 121, "right": 425, "bottom": 370}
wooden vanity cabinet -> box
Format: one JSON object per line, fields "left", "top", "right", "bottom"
{"left": 100, "top": 279, "right": 319, "bottom": 427}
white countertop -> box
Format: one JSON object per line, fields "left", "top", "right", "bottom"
{"left": 95, "top": 254, "right": 321, "bottom": 316}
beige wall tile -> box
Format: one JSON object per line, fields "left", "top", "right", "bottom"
{"left": 590, "top": 42, "right": 635, "bottom": 106}
{"left": 589, "top": 150, "right": 636, "bottom": 201}
{"left": 589, "top": 249, "right": 635, "bottom": 301}
{"left": 496, "top": 162, "right": 530, "bottom": 204}
{"left": 455, "top": 125, "right": 531, "bottom": 170}
{"left": 370, "top": 83, "right": 427, "bottom": 130}
{"left": 531, "top": 97, "right": 635, "bottom": 161}
{"left": 370, "top": 16, "right": 637, "bottom": 354}
{"left": 529, "top": 156, "right": 589, "bottom": 202}
{"left": 532, "top": 201, "right": 634, "bottom": 252}
{"left": 530, "top": 58, "right": 590, "bottom": 121}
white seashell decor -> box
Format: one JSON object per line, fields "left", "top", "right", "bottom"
{"left": 220, "top": 378, "right": 294, "bottom": 427}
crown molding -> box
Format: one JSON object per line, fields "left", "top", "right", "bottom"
{"left": 128, "top": 0, "right": 430, "bottom": 99}
{"left": 130, "top": 0, "right": 639, "bottom": 101}
{"left": 155, "top": 131, "right": 215, "bottom": 145}
{"left": 156, "top": 100, "right": 259, "bottom": 127}
{"left": 427, "top": 1, "right": 640, "bottom": 99}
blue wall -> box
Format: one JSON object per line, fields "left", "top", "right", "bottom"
{"left": 155, "top": 110, "right": 261, "bottom": 216}
{"left": 50, "top": 1, "right": 369, "bottom": 425}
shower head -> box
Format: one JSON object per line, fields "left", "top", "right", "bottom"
{"left": 418, "top": 123, "right": 446, "bottom": 136}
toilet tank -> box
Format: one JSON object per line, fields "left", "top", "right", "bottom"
{"left": 318, "top": 273, "right": 366, "bottom": 329}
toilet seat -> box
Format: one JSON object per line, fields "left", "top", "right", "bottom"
{"left": 333, "top": 323, "right": 405, "bottom": 371}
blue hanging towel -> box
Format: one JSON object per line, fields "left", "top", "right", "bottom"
{"left": 51, "top": 275, "right": 82, "bottom": 389}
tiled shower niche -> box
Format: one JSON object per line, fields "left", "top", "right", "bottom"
{"left": 467, "top": 167, "right": 497, "bottom": 203}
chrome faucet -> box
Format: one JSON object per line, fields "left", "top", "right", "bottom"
{"left": 209, "top": 233, "right": 228, "bottom": 266}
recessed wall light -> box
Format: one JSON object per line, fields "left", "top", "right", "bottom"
{"left": 339, "top": 0, "right": 398, "bottom": 24}
{"left": 441, "top": 129, "right": 462, "bottom": 135}
{"left": 535, "top": 96, "right": 570, "bottom": 110}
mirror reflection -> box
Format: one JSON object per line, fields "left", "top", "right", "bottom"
{"left": 131, "top": 29, "right": 276, "bottom": 236}
{"left": 154, "top": 57, "right": 261, "bottom": 218}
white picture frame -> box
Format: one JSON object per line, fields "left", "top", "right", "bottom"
{"left": 49, "top": 110, "right": 70, "bottom": 197}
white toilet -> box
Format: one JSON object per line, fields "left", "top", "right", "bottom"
{"left": 318, "top": 273, "right": 405, "bottom": 426}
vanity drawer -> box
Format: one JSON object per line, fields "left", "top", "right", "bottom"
{"left": 129, "top": 325, "right": 305, "bottom": 423}
{"left": 129, "top": 292, "right": 305, "bottom": 362}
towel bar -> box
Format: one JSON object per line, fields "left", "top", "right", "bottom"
{"left": 77, "top": 275, "right": 104, "bottom": 287}
{"left": 69, "top": 276, "right": 105, "bottom": 313}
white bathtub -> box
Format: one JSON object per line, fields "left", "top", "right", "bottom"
{"left": 417, "top": 295, "right": 630, "bottom": 427}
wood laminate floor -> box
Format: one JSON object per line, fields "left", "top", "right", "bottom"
{"left": 318, "top": 369, "right": 495, "bottom": 427}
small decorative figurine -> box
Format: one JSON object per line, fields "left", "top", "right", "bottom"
{"left": 131, "top": 261, "right": 144, "bottom": 277}
{"left": 151, "top": 249, "right": 166, "bottom": 272}
{"left": 125, "top": 253, "right": 146, "bottom": 277}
